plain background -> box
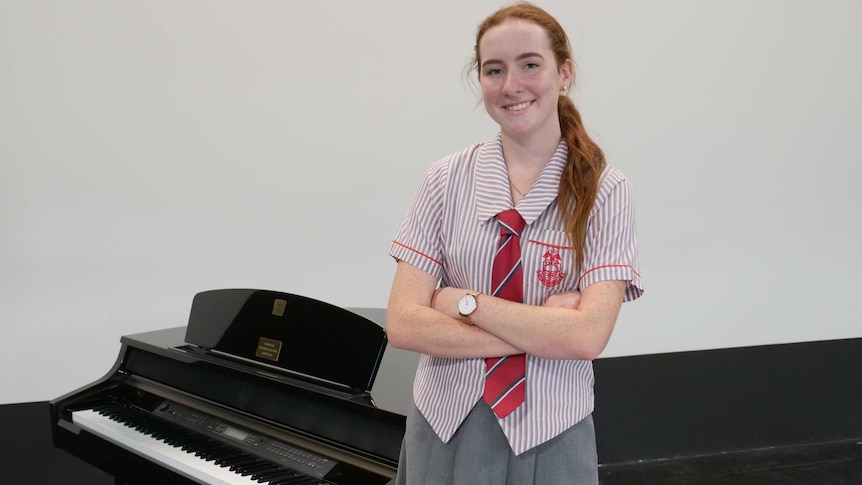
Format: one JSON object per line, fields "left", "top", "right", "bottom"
{"left": 2, "top": 0, "right": 860, "bottom": 405}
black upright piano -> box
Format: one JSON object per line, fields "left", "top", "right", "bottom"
{"left": 50, "top": 289, "right": 409, "bottom": 485}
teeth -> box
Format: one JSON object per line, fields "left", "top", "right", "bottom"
{"left": 506, "top": 101, "right": 531, "bottom": 111}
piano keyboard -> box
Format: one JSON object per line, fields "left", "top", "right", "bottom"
{"left": 72, "top": 404, "right": 326, "bottom": 484}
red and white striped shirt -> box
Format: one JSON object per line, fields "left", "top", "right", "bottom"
{"left": 388, "top": 134, "right": 643, "bottom": 455}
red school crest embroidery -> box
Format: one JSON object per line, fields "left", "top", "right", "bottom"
{"left": 537, "top": 249, "right": 565, "bottom": 288}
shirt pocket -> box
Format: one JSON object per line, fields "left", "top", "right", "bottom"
{"left": 523, "top": 230, "right": 579, "bottom": 299}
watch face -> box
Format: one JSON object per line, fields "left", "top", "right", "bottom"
{"left": 458, "top": 294, "right": 477, "bottom": 316}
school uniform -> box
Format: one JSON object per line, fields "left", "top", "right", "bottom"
{"left": 388, "top": 134, "right": 643, "bottom": 484}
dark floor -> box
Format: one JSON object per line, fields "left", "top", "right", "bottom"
{"left": 599, "top": 438, "right": 862, "bottom": 484}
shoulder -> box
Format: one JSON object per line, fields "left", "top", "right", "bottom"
{"left": 598, "top": 165, "right": 631, "bottom": 190}
{"left": 420, "top": 141, "right": 487, "bottom": 184}
{"left": 596, "top": 165, "right": 635, "bottom": 202}
{"left": 434, "top": 141, "right": 486, "bottom": 169}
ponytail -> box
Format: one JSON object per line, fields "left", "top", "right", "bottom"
{"left": 557, "top": 95, "right": 606, "bottom": 274}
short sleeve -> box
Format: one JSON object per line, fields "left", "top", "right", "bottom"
{"left": 577, "top": 169, "right": 643, "bottom": 302}
{"left": 387, "top": 158, "right": 450, "bottom": 280}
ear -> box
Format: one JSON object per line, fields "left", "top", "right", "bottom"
{"left": 560, "top": 58, "right": 574, "bottom": 89}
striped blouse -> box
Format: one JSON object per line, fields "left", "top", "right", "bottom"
{"left": 388, "top": 134, "right": 643, "bottom": 455}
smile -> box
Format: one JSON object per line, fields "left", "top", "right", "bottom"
{"left": 505, "top": 101, "right": 533, "bottom": 112}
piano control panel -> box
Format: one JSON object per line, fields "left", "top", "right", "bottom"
{"left": 151, "top": 400, "right": 337, "bottom": 479}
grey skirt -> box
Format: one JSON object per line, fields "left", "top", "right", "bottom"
{"left": 393, "top": 400, "right": 598, "bottom": 485}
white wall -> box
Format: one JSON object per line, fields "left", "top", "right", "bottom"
{"left": 2, "top": 0, "right": 860, "bottom": 404}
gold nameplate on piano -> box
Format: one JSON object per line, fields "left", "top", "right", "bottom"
{"left": 272, "top": 298, "right": 287, "bottom": 317}
{"left": 255, "top": 337, "right": 282, "bottom": 362}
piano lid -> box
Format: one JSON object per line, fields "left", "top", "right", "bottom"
{"left": 183, "top": 289, "right": 388, "bottom": 394}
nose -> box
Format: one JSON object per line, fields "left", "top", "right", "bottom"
{"left": 502, "top": 71, "right": 523, "bottom": 95}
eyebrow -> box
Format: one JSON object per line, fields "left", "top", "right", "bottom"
{"left": 481, "top": 52, "right": 545, "bottom": 69}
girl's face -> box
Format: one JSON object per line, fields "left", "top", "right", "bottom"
{"left": 479, "top": 19, "right": 572, "bottom": 143}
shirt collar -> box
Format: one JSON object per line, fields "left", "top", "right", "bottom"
{"left": 474, "top": 133, "right": 568, "bottom": 226}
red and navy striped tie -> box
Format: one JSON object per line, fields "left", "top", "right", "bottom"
{"left": 484, "top": 209, "right": 527, "bottom": 418}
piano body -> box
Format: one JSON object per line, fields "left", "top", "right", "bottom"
{"left": 50, "top": 289, "right": 408, "bottom": 485}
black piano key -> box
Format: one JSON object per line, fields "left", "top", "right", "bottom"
{"left": 272, "top": 475, "right": 318, "bottom": 485}
{"left": 142, "top": 423, "right": 176, "bottom": 437}
{"left": 235, "top": 463, "right": 271, "bottom": 477}
{"left": 196, "top": 443, "right": 233, "bottom": 458}
{"left": 196, "top": 451, "right": 223, "bottom": 462}
{"left": 227, "top": 456, "right": 263, "bottom": 470}
{"left": 213, "top": 448, "right": 246, "bottom": 460}
{"left": 233, "top": 458, "right": 269, "bottom": 470}
{"left": 243, "top": 466, "right": 276, "bottom": 476}
{"left": 208, "top": 448, "right": 250, "bottom": 466}
{"left": 104, "top": 410, "right": 136, "bottom": 422}
{"left": 191, "top": 441, "right": 226, "bottom": 454}
{"left": 225, "top": 455, "right": 290, "bottom": 479}
{"left": 262, "top": 471, "right": 306, "bottom": 484}
{"left": 175, "top": 435, "right": 213, "bottom": 448}
{"left": 242, "top": 458, "right": 271, "bottom": 467}
{"left": 252, "top": 466, "right": 294, "bottom": 481}
{"left": 181, "top": 443, "right": 215, "bottom": 455}
{"left": 174, "top": 437, "right": 214, "bottom": 451}
{"left": 245, "top": 465, "right": 285, "bottom": 482}
{"left": 259, "top": 469, "right": 301, "bottom": 480}
{"left": 213, "top": 450, "right": 249, "bottom": 465}
{"left": 170, "top": 433, "right": 224, "bottom": 452}
{"left": 224, "top": 453, "right": 257, "bottom": 463}
{"left": 242, "top": 461, "right": 275, "bottom": 473}
{"left": 177, "top": 436, "right": 213, "bottom": 449}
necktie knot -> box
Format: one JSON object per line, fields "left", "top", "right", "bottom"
{"left": 497, "top": 209, "right": 526, "bottom": 237}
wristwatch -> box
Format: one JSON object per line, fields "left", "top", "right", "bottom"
{"left": 458, "top": 291, "right": 481, "bottom": 320}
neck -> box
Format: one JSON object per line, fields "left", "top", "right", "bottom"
{"left": 500, "top": 127, "right": 562, "bottom": 171}
{"left": 501, "top": 134, "right": 560, "bottom": 180}
{"left": 501, "top": 131, "right": 561, "bottom": 206}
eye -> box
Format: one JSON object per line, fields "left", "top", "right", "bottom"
{"left": 524, "top": 62, "right": 540, "bottom": 70}
{"left": 485, "top": 67, "right": 503, "bottom": 76}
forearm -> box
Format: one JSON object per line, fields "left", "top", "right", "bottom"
{"left": 385, "top": 261, "right": 521, "bottom": 358}
{"left": 437, "top": 281, "right": 626, "bottom": 360}
{"left": 474, "top": 299, "right": 608, "bottom": 360}
{"left": 385, "top": 302, "right": 522, "bottom": 358}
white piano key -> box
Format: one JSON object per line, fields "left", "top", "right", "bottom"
{"left": 72, "top": 409, "right": 262, "bottom": 485}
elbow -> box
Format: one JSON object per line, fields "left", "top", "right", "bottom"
{"left": 558, "top": 316, "right": 616, "bottom": 360}
{"left": 385, "top": 326, "right": 408, "bottom": 350}
{"left": 578, "top": 340, "right": 608, "bottom": 361}
{"left": 384, "top": 312, "right": 411, "bottom": 351}
{"left": 549, "top": 334, "right": 610, "bottom": 361}
{"left": 581, "top": 331, "right": 613, "bottom": 360}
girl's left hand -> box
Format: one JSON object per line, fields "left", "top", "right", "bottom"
{"left": 543, "top": 290, "right": 582, "bottom": 310}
